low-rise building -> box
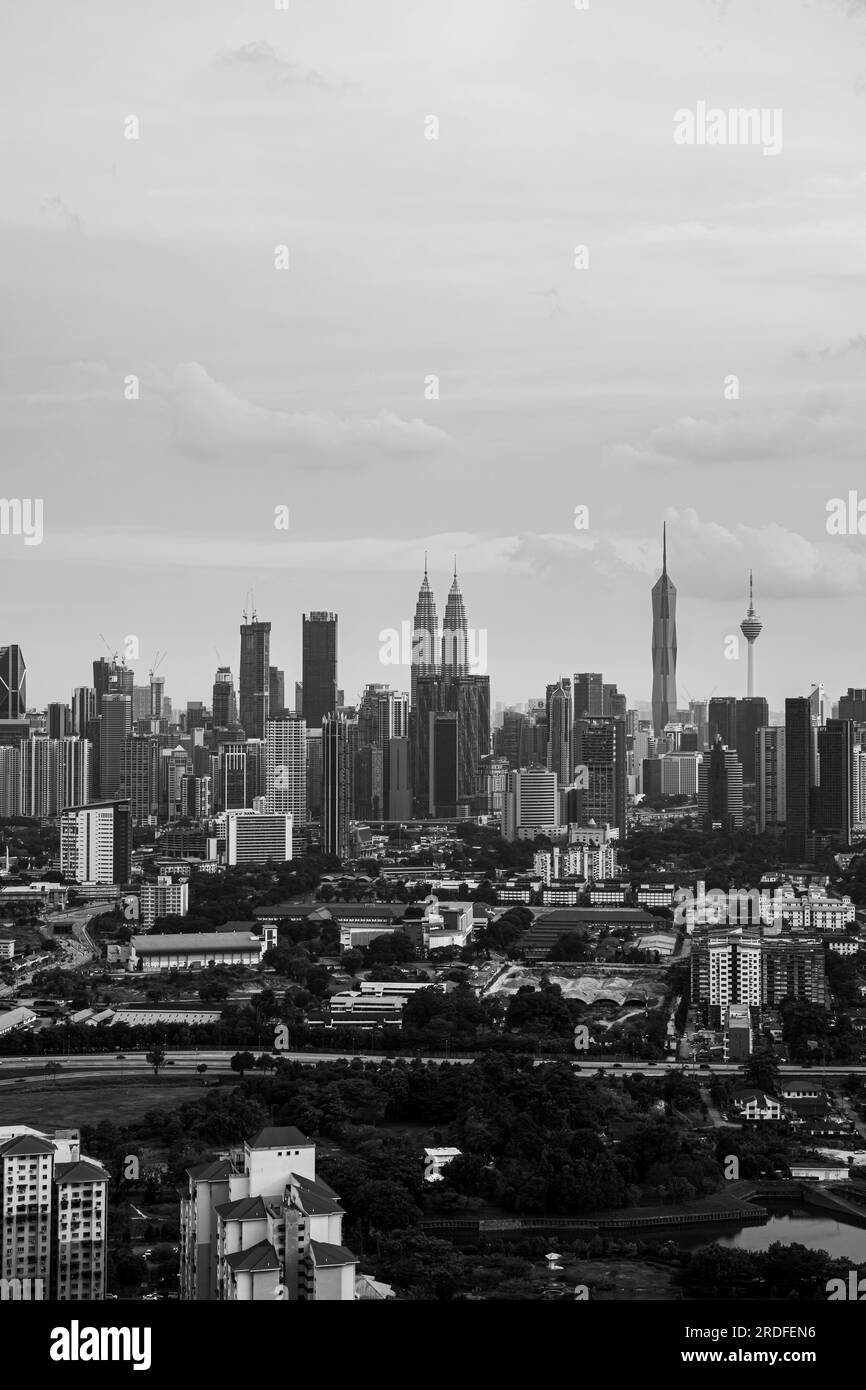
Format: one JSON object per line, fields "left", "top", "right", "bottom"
{"left": 140, "top": 876, "right": 189, "bottom": 929}
{"left": 128, "top": 931, "right": 264, "bottom": 973}
{"left": 0, "top": 1005, "right": 37, "bottom": 1036}
{"left": 731, "top": 1088, "right": 781, "bottom": 1122}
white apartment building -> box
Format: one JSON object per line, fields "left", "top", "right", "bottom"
{"left": 180, "top": 1127, "right": 357, "bottom": 1302}
{"left": 503, "top": 768, "right": 559, "bottom": 842}
{"left": 140, "top": 875, "right": 189, "bottom": 929}
{"left": 0, "top": 1126, "right": 109, "bottom": 1300}
{"left": 265, "top": 718, "right": 307, "bottom": 829}
{"left": 222, "top": 812, "right": 293, "bottom": 866}
{"left": 60, "top": 801, "right": 128, "bottom": 885}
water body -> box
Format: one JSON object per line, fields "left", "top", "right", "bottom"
{"left": 678, "top": 1207, "right": 866, "bottom": 1263}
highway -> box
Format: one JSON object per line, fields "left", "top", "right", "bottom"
{"left": 0, "top": 1051, "right": 865, "bottom": 1086}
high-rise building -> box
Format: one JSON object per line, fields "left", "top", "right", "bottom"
{"left": 503, "top": 767, "right": 559, "bottom": 841}
{"left": 708, "top": 697, "right": 737, "bottom": 750}
{"left": 46, "top": 703, "right": 70, "bottom": 739}
{"left": 602, "top": 683, "right": 627, "bottom": 720}
{"left": 573, "top": 716, "right": 627, "bottom": 840}
{"left": 71, "top": 688, "right": 95, "bottom": 736}
{"left": 98, "top": 693, "right": 132, "bottom": 800}
{"left": 120, "top": 735, "right": 161, "bottom": 824}
{"left": 0, "top": 646, "right": 26, "bottom": 721}
{"left": 739, "top": 571, "right": 763, "bottom": 698}
{"left": 269, "top": 667, "right": 286, "bottom": 717}
{"left": 179, "top": 1126, "right": 357, "bottom": 1302}
{"left": 735, "top": 697, "right": 769, "bottom": 783}
{"left": 239, "top": 616, "right": 271, "bottom": 741}
{"left": 785, "top": 697, "right": 813, "bottom": 860}
{"left": 302, "top": 613, "right": 338, "bottom": 730}
{"left": 265, "top": 717, "right": 307, "bottom": 828}
{"left": 839, "top": 689, "right": 866, "bottom": 723}
{"left": 429, "top": 711, "right": 459, "bottom": 816}
{"left": 220, "top": 745, "right": 247, "bottom": 812}
{"left": 698, "top": 739, "right": 744, "bottom": 831}
{"left": 573, "top": 673, "right": 603, "bottom": 719}
{"left": 212, "top": 667, "right": 237, "bottom": 728}
{"left": 813, "top": 718, "right": 853, "bottom": 848}
{"left": 141, "top": 876, "right": 189, "bottom": 928}
{"left": 224, "top": 813, "right": 293, "bottom": 865}
{"left": 411, "top": 558, "right": 439, "bottom": 708}
{"left": 322, "top": 715, "right": 350, "bottom": 859}
{"left": 387, "top": 737, "right": 412, "bottom": 820}
{"left": 354, "top": 744, "right": 385, "bottom": 819}
{"left": 546, "top": 679, "right": 573, "bottom": 791}
{"left": 440, "top": 562, "right": 469, "bottom": 679}
{"left": 650, "top": 525, "right": 678, "bottom": 737}
{"left": 756, "top": 727, "right": 786, "bottom": 835}
{"left": 180, "top": 774, "right": 212, "bottom": 820}
{"left": 0, "top": 1125, "right": 110, "bottom": 1301}
{"left": 60, "top": 801, "right": 131, "bottom": 885}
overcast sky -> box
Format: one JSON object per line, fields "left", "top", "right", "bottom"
{"left": 2, "top": 0, "right": 865, "bottom": 716}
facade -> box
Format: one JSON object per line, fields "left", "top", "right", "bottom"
{"left": 0, "top": 1126, "right": 108, "bottom": 1300}
{"left": 322, "top": 715, "right": 350, "bottom": 859}
{"left": 239, "top": 618, "right": 271, "bottom": 741}
{"left": 572, "top": 716, "right": 627, "bottom": 840}
{"left": 813, "top": 718, "right": 853, "bottom": 847}
{"left": 302, "top": 613, "right": 338, "bottom": 730}
{"left": 59, "top": 801, "right": 131, "bottom": 886}
{"left": 265, "top": 717, "right": 307, "bottom": 829}
{"left": 224, "top": 812, "right": 292, "bottom": 866}
{"left": 128, "top": 931, "right": 264, "bottom": 972}
{"left": 140, "top": 875, "right": 189, "bottom": 929}
{"left": 0, "top": 646, "right": 26, "bottom": 721}
{"left": 735, "top": 697, "right": 769, "bottom": 783}
{"left": 650, "top": 526, "right": 677, "bottom": 737}
{"left": 503, "top": 767, "right": 559, "bottom": 841}
{"left": 691, "top": 926, "right": 827, "bottom": 1009}
{"left": 212, "top": 667, "right": 237, "bottom": 728}
{"left": 120, "top": 734, "right": 161, "bottom": 824}
{"left": 756, "top": 727, "right": 786, "bottom": 834}
{"left": 180, "top": 1127, "right": 357, "bottom": 1302}
{"left": 698, "top": 739, "right": 744, "bottom": 831}
{"left": 99, "top": 693, "right": 131, "bottom": 801}
{"left": 785, "top": 696, "right": 813, "bottom": 861}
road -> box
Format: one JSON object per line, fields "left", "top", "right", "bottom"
{"left": 3, "top": 1052, "right": 866, "bottom": 1087}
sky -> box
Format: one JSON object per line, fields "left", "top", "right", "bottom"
{"left": 2, "top": 0, "right": 866, "bottom": 716}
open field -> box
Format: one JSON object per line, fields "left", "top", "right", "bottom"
{"left": 0, "top": 1077, "right": 232, "bottom": 1129}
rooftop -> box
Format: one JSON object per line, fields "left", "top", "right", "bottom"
{"left": 225, "top": 1239, "right": 281, "bottom": 1274}
{"left": 309, "top": 1239, "right": 357, "bottom": 1268}
{"left": 249, "top": 1126, "right": 311, "bottom": 1151}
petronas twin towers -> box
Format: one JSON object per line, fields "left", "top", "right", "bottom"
{"left": 410, "top": 557, "right": 471, "bottom": 704}
{"left": 651, "top": 523, "right": 678, "bottom": 737}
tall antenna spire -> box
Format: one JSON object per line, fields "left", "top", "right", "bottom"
{"left": 423, "top": 550, "right": 428, "bottom": 578}
{"left": 453, "top": 554, "right": 457, "bottom": 580}
{"left": 662, "top": 521, "right": 667, "bottom": 575}
{"left": 748, "top": 569, "right": 755, "bottom": 614}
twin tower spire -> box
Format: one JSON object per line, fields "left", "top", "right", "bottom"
{"left": 412, "top": 556, "right": 469, "bottom": 701}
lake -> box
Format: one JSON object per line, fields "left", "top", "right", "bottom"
{"left": 678, "top": 1206, "right": 866, "bottom": 1263}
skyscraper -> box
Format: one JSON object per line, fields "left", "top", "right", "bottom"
{"left": 265, "top": 716, "right": 307, "bottom": 829}
{"left": 440, "top": 561, "right": 469, "bottom": 679}
{"left": 0, "top": 646, "right": 26, "bottom": 720}
{"left": 99, "top": 693, "right": 132, "bottom": 801}
{"left": 573, "top": 673, "right": 604, "bottom": 719}
{"left": 651, "top": 524, "right": 678, "bottom": 737}
{"left": 322, "top": 714, "right": 350, "bottom": 859}
{"left": 268, "top": 667, "right": 286, "bottom": 718}
{"left": 411, "top": 556, "right": 439, "bottom": 708}
{"left": 546, "top": 679, "right": 573, "bottom": 789}
{"left": 239, "top": 615, "right": 271, "bottom": 741}
{"left": 739, "top": 571, "right": 763, "bottom": 698}
{"left": 302, "top": 613, "right": 338, "bottom": 729}
{"left": 212, "top": 667, "right": 237, "bottom": 728}
{"left": 813, "top": 718, "right": 853, "bottom": 848}
{"left": 708, "top": 697, "right": 737, "bottom": 750}
{"left": 573, "top": 716, "right": 628, "bottom": 839}
{"left": 429, "top": 711, "right": 459, "bottom": 816}
{"left": 698, "top": 738, "right": 744, "bottom": 831}
{"left": 735, "top": 697, "right": 769, "bottom": 783}
{"left": 756, "top": 727, "right": 786, "bottom": 835}
{"left": 785, "top": 697, "right": 813, "bottom": 860}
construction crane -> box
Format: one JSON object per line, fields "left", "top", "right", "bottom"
{"left": 148, "top": 650, "right": 166, "bottom": 684}
{"left": 98, "top": 633, "right": 122, "bottom": 667}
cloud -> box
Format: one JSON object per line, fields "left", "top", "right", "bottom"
{"left": 210, "top": 40, "right": 332, "bottom": 92}
{"left": 512, "top": 507, "right": 866, "bottom": 601}
{"left": 169, "top": 363, "right": 452, "bottom": 468}
{"left": 615, "top": 406, "right": 852, "bottom": 469}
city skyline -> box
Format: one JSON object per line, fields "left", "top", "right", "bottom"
{"left": 2, "top": 0, "right": 866, "bottom": 714}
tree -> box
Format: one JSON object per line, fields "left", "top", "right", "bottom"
{"left": 742, "top": 1048, "right": 780, "bottom": 1095}
{"left": 342, "top": 949, "right": 365, "bottom": 976}
{"left": 196, "top": 1063, "right": 208, "bottom": 1080}
{"left": 231, "top": 1051, "right": 256, "bottom": 1077}
{"left": 146, "top": 1045, "right": 167, "bottom": 1078}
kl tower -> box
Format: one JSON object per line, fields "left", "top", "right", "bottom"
{"left": 739, "top": 571, "right": 763, "bottom": 697}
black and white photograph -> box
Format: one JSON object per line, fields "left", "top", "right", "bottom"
{"left": 1, "top": 0, "right": 865, "bottom": 1370}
